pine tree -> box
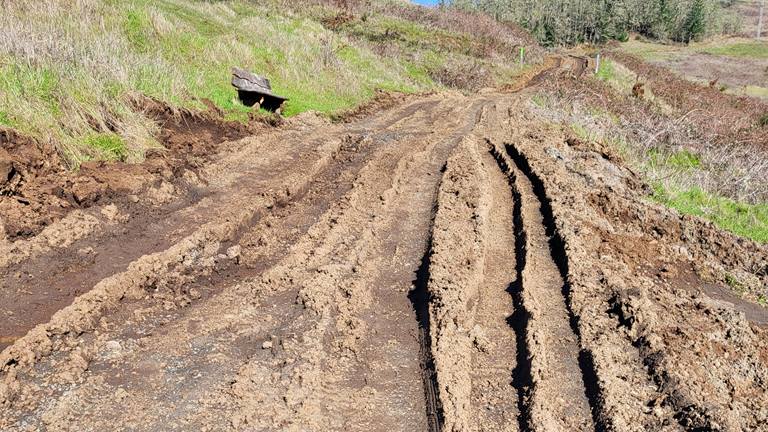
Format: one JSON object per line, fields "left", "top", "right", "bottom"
{"left": 679, "top": 0, "right": 707, "bottom": 42}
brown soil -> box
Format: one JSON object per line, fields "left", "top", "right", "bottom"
{"left": 0, "top": 97, "right": 266, "bottom": 242}
{"left": 1, "top": 57, "right": 767, "bottom": 431}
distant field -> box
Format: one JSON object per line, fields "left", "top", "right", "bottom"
{"left": 619, "top": 37, "right": 768, "bottom": 100}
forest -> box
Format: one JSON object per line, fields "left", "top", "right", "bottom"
{"left": 441, "top": 0, "right": 743, "bottom": 45}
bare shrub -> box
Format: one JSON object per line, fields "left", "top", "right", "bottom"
{"left": 429, "top": 60, "right": 493, "bottom": 92}
{"left": 536, "top": 71, "right": 768, "bottom": 204}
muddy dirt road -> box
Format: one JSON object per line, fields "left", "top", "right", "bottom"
{"left": 1, "top": 62, "right": 767, "bottom": 431}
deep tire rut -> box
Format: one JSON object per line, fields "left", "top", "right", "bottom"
{"left": 489, "top": 140, "right": 597, "bottom": 431}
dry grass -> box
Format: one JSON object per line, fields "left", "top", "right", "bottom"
{"left": 529, "top": 64, "right": 768, "bottom": 241}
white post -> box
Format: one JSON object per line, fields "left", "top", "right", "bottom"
{"left": 595, "top": 53, "right": 601, "bottom": 74}
{"left": 759, "top": 0, "right": 766, "bottom": 39}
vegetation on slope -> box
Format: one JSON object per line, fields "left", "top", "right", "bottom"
{"left": 530, "top": 51, "right": 768, "bottom": 243}
{"left": 444, "top": 0, "right": 743, "bottom": 45}
{"left": 0, "top": 0, "right": 536, "bottom": 165}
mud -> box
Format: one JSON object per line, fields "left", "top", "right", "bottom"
{"left": 0, "top": 98, "right": 267, "bottom": 242}
{"left": 1, "top": 57, "right": 767, "bottom": 431}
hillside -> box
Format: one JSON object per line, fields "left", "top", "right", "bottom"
{"left": 0, "top": 0, "right": 538, "bottom": 165}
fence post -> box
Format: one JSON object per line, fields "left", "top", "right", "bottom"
{"left": 595, "top": 53, "right": 601, "bottom": 74}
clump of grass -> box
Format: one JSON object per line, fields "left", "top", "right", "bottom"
{"left": 0, "top": 111, "right": 15, "bottom": 128}
{"left": 724, "top": 273, "right": 746, "bottom": 294}
{"left": 651, "top": 184, "right": 768, "bottom": 243}
{"left": 83, "top": 133, "right": 128, "bottom": 161}
{"left": 760, "top": 113, "right": 768, "bottom": 127}
{"left": 531, "top": 94, "right": 548, "bottom": 108}
{"left": 648, "top": 148, "right": 702, "bottom": 170}
{"left": 596, "top": 58, "right": 616, "bottom": 81}
{"left": 758, "top": 294, "right": 768, "bottom": 306}
{"left": 570, "top": 123, "right": 601, "bottom": 142}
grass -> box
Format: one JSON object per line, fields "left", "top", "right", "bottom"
{"left": 699, "top": 41, "right": 768, "bottom": 59}
{"left": 83, "top": 133, "right": 128, "bottom": 161}
{"left": 652, "top": 185, "right": 768, "bottom": 243}
{"left": 0, "top": 0, "right": 531, "bottom": 166}
{"left": 596, "top": 58, "right": 616, "bottom": 81}
{"left": 721, "top": 83, "right": 768, "bottom": 100}
{"left": 621, "top": 38, "right": 768, "bottom": 61}
{"left": 648, "top": 148, "right": 702, "bottom": 170}
{"left": 619, "top": 39, "right": 681, "bottom": 61}
{"left": 595, "top": 57, "right": 674, "bottom": 114}
{"left": 532, "top": 89, "right": 767, "bottom": 244}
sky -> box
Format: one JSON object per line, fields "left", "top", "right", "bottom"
{"left": 412, "top": 0, "right": 440, "bottom": 5}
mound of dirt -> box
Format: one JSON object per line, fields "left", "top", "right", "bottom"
{"left": 0, "top": 99, "right": 270, "bottom": 241}
{"left": 0, "top": 129, "right": 70, "bottom": 239}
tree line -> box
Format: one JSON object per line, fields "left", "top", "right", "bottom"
{"left": 440, "top": 0, "right": 742, "bottom": 46}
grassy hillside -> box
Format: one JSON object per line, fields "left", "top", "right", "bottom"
{"left": 0, "top": 0, "right": 537, "bottom": 166}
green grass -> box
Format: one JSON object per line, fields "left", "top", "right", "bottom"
{"left": 619, "top": 39, "right": 680, "bottom": 61}
{"left": 0, "top": 111, "right": 15, "bottom": 128}
{"left": 596, "top": 58, "right": 616, "bottom": 81}
{"left": 648, "top": 148, "right": 702, "bottom": 170}
{"left": 652, "top": 185, "right": 768, "bottom": 243}
{"left": 699, "top": 42, "right": 768, "bottom": 59}
{"left": 758, "top": 294, "right": 768, "bottom": 306}
{"left": 83, "top": 133, "right": 128, "bottom": 161}
{"left": 570, "top": 123, "right": 601, "bottom": 142}
{"left": 743, "top": 86, "right": 768, "bottom": 100}
{"left": 724, "top": 272, "right": 747, "bottom": 295}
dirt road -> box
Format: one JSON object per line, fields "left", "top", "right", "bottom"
{"left": 1, "top": 61, "right": 767, "bottom": 431}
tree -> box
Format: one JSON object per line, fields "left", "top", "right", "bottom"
{"left": 679, "top": 0, "right": 707, "bottom": 42}
{"left": 441, "top": 0, "right": 734, "bottom": 46}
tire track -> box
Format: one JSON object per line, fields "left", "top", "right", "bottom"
{"left": 489, "top": 139, "right": 598, "bottom": 432}
{"left": 410, "top": 229, "right": 445, "bottom": 432}
{"left": 425, "top": 136, "right": 491, "bottom": 432}
{"left": 469, "top": 149, "right": 522, "bottom": 431}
